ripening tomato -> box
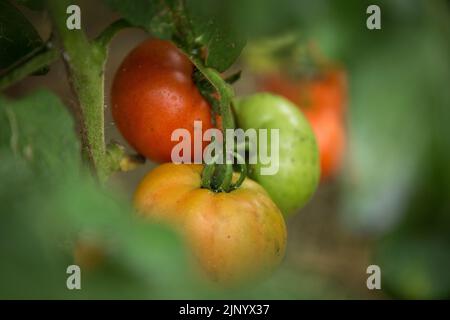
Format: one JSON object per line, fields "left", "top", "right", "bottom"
{"left": 260, "top": 69, "right": 347, "bottom": 116}
{"left": 260, "top": 69, "right": 347, "bottom": 179}
{"left": 134, "top": 163, "right": 287, "bottom": 284}
{"left": 111, "top": 39, "right": 214, "bottom": 163}
{"left": 305, "top": 107, "right": 345, "bottom": 180}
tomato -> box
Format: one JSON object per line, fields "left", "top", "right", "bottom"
{"left": 260, "top": 69, "right": 347, "bottom": 116}
{"left": 111, "top": 39, "right": 214, "bottom": 163}
{"left": 233, "top": 93, "right": 320, "bottom": 216}
{"left": 133, "top": 163, "right": 286, "bottom": 284}
{"left": 260, "top": 69, "right": 347, "bottom": 179}
{"left": 305, "top": 108, "right": 345, "bottom": 180}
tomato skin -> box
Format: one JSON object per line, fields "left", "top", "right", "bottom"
{"left": 233, "top": 93, "right": 320, "bottom": 216}
{"left": 260, "top": 70, "right": 347, "bottom": 179}
{"left": 112, "top": 39, "right": 213, "bottom": 163}
{"left": 134, "top": 163, "right": 287, "bottom": 284}
{"left": 305, "top": 108, "right": 345, "bottom": 180}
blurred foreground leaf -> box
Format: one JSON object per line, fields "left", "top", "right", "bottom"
{"left": 0, "top": 90, "right": 200, "bottom": 298}
{"left": 0, "top": 90, "right": 341, "bottom": 298}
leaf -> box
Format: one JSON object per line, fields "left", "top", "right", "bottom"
{"left": 104, "top": 0, "right": 245, "bottom": 71}
{"left": 104, "top": 0, "right": 175, "bottom": 39}
{"left": 0, "top": 0, "right": 44, "bottom": 70}
{"left": 186, "top": 0, "right": 246, "bottom": 72}
{"left": 0, "top": 90, "right": 205, "bottom": 298}
{"left": 0, "top": 90, "right": 81, "bottom": 178}
{"left": 202, "top": 26, "right": 246, "bottom": 72}
{"left": 0, "top": 152, "right": 202, "bottom": 298}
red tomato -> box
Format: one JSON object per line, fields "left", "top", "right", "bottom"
{"left": 305, "top": 108, "right": 345, "bottom": 180}
{"left": 260, "top": 69, "right": 347, "bottom": 116}
{"left": 111, "top": 39, "right": 214, "bottom": 162}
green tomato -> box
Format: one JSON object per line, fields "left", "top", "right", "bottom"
{"left": 233, "top": 93, "right": 320, "bottom": 216}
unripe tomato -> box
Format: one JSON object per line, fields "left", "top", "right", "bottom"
{"left": 134, "top": 163, "right": 286, "bottom": 284}
{"left": 233, "top": 93, "right": 320, "bottom": 216}
{"left": 111, "top": 39, "right": 214, "bottom": 162}
{"left": 260, "top": 69, "right": 347, "bottom": 179}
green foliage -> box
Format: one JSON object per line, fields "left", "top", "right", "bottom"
{"left": 0, "top": 90, "right": 340, "bottom": 298}
{"left": 0, "top": 90, "right": 80, "bottom": 178}
{"left": 104, "top": 0, "right": 246, "bottom": 72}
{"left": 186, "top": 0, "right": 246, "bottom": 72}
{"left": 0, "top": 0, "right": 44, "bottom": 70}
{"left": 376, "top": 234, "right": 450, "bottom": 299}
{"left": 0, "top": 90, "right": 201, "bottom": 298}
{"left": 333, "top": 0, "right": 450, "bottom": 298}
{"left": 104, "top": 0, "right": 176, "bottom": 39}
{"left": 1, "top": 0, "right": 449, "bottom": 300}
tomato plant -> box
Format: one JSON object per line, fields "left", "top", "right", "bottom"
{"left": 0, "top": 0, "right": 324, "bottom": 297}
{"left": 111, "top": 39, "right": 214, "bottom": 163}
{"left": 260, "top": 69, "right": 347, "bottom": 180}
{"left": 234, "top": 93, "right": 320, "bottom": 216}
{"left": 134, "top": 163, "right": 287, "bottom": 284}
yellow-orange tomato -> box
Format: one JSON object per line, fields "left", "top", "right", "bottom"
{"left": 133, "top": 163, "right": 287, "bottom": 284}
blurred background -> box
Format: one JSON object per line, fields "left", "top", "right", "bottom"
{"left": 1, "top": 0, "right": 449, "bottom": 299}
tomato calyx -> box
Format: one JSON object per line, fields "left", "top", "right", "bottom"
{"left": 201, "top": 153, "right": 247, "bottom": 193}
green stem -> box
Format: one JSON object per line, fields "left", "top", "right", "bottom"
{"left": 94, "top": 19, "right": 131, "bottom": 52}
{"left": 167, "top": 1, "right": 244, "bottom": 192}
{"left": 0, "top": 48, "right": 58, "bottom": 91}
{"left": 190, "top": 58, "right": 241, "bottom": 192}
{"left": 191, "top": 60, "right": 235, "bottom": 130}
{"left": 47, "top": 0, "right": 129, "bottom": 182}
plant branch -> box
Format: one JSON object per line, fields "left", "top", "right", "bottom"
{"left": 94, "top": 19, "right": 131, "bottom": 53}
{"left": 47, "top": 0, "right": 130, "bottom": 183}
{"left": 0, "top": 47, "right": 58, "bottom": 91}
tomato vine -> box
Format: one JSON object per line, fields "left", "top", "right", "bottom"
{"left": 0, "top": 0, "right": 246, "bottom": 190}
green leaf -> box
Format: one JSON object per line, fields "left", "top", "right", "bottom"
{"left": 104, "top": 0, "right": 245, "bottom": 71}
{"left": 104, "top": 0, "right": 175, "bottom": 39}
{"left": 0, "top": 0, "right": 44, "bottom": 70}
{"left": 186, "top": 0, "right": 246, "bottom": 72}
{"left": 0, "top": 90, "right": 81, "bottom": 178}
{"left": 202, "top": 26, "right": 246, "bottom": 72}
{"left": 0, "top": 151, "right": 202, "bottom": 298}
{"left": 0, "top": 90, "right": 205, "bottom": 298}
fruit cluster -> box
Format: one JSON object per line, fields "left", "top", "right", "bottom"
{"left": 111, "top": 39, "right": 320, "bottom": 284}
